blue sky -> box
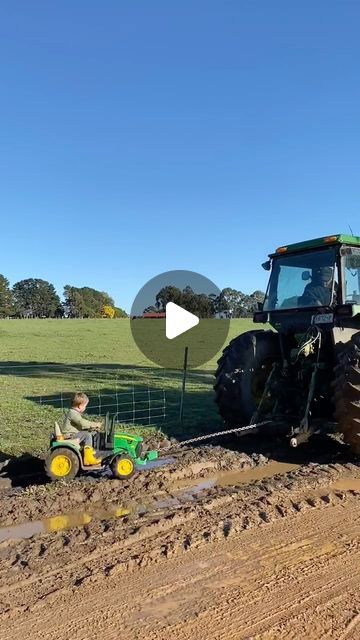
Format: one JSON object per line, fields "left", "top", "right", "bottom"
{"left": 1, "top": 1, "right": 360, "bottom": 311}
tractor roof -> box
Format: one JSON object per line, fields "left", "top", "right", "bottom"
{"left": 270, "top": 234, "right": 360, "bottom": 257}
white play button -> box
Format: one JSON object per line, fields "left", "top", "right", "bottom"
{"left": 130, "top": 270, "right": 230, "bottom": 368}
{"left": 165, "top": 302, "right": 199, "bottom": 340}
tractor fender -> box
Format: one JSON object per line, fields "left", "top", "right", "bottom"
{"left": 49, "top": 441, "right": 83, "bottom": 466}
{"left": 103, "top": 450, "right": 128, "bottom": 466}
{"left": 101, "top": 453, "right": 116, "bottom": 466}
{"left": 50, "top": 440, "right": 81, "bottom": 455}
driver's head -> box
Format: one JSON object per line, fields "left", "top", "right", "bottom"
{"left": 314, "top": 266, "right": 333, "bottom": 287}
{"left": 71, "top": 392, "right": 89, "bottom": 413}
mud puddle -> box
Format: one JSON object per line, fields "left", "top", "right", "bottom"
{"left": 0, "top": 505, "right": 131, "bottom": 543}
{"left": 216, "top": 460, "right": 300, "bottom": 486}
{"left": 330, "top": 477, "right": 360, "bottom": 492}
{"left": 0, "top": 461, "right": 302, "bottom": 544}
{"left": 0, "top": 493, "right": 187, "bottom": 543}
{"left": 173, "top": 460, "right": 301, "bottom": 494}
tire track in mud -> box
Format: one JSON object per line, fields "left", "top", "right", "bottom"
{"left": 2, "top": 496, "right": 360, "bottom": 640}
{"left": 0, "top": 459, "right": 359, "bottom": 617}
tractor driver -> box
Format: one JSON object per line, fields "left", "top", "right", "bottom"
{"left": 300, "top": 266, "right": 335, "bottom": 307}
{"left": 62, "top": 392, "right": 103, "bottom": 466}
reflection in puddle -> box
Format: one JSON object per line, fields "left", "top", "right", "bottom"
{"left": 0, "top": 507, "right": 130, "bottom": 543}
{"left": 0, "top": 461, "right": 308, "bottom": 544}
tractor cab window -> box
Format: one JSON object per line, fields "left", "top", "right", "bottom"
{"left": 344, "top": 249, "right": 360, "bottom": 304}
{"left": 263, "top": 248, "right": 337, "bottom": 311}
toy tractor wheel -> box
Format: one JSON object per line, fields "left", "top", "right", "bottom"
{"left": 45, "top": 447, "right": 80, "bottom": 481}
{"left": 214, "top": 330, "right": 281, "bottom": 426}
{"left": 111, "top": 454, "right": 135, "bottom": 480}
{"left": 333, "top": 332, "right": 360, "bottom": 455}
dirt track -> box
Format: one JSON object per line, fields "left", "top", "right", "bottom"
{"left": 0, "top": 442, "right": 359, "bottom": 639}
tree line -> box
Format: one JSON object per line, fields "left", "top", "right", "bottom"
{"left": 0, "top": 276, "right": 265, "bottom": 320}
{"left": 144, "top": 286, "right": 265, "bottom": 318}
{"left": 0, "top": 275, "right": 127, "bottom": 319}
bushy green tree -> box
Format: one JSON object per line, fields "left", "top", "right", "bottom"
{"left": 215, "top": 288, "right": 244, "bottom": 316}
{"left": 63, "top": 285, "right": 115, "bottom": 318}
{"left": 63, "top": 286, "right": 86, "bottom": 318}
{"left": 114, "top": 306, "right": 128, "bottom": 318}
{"left": 154, "top": 285, "right": 215, "bottom": 318}
{"left": 13, "top": 278, "right": 61, "bottom": 318}
{"left": 0, "top": 275, "right": 13, "bottom": 317}
{"left": 156, "top": 286, "right": 183, "bottom": 311}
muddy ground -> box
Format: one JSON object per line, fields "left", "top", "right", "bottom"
{"left": 0, "top": 435, "right": 359, "bottom": 639}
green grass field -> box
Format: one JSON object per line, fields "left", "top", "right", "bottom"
{"left": 0, "top": 319, "right": 257, "bottom": 456}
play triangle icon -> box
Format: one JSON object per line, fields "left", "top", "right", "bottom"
{"left": 165, "top": 302, "right": 199, "bottom": 340}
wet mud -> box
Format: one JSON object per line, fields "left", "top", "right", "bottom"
{"left": 0, "top": 437, "right": 359, "bottom": 639}
{"left": 0, "top": 445, "right": 266, "bottom": 527}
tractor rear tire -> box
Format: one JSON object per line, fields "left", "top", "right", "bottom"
{"left": 333, "top": 332, "right": 360, "bottom": 455}
{"left": 45, "top": 447, "right": 80, "bottom": 481}
{"left": 214, "top": 330, "right": 280, "bottom": 427}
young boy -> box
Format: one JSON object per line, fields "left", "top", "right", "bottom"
{"left": 62, "top": 393, "right": 102, "bottom": 465}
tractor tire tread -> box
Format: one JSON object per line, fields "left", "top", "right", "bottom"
{"left": 45, "top": 447, "right": 80, "bottom": 482}
{"left": 333, "top": 332, "right": 360, "bottom": 455}
{"left": 214, "top": 329, "right": 280, "bottom": 427}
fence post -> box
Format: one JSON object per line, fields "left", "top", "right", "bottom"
{"left": 116, "top": 380, "right": 119, "bottom": 416}
{"left": 162, "top": 388, "right": 166, "bottom": 420}
{"left": 132, "top": 384, "right": 136, "bottom": 423}
{"left": 148, "top": 387, "right": 151, "bottom": 425}
{"left": 179, "top": 346, "right": 188, "bottom": 422}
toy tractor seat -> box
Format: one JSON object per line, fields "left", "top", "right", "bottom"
{"left": 53, "top": 422, "right": 81, "bottom": 448}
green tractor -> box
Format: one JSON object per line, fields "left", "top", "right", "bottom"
{"left": 45, "top": 414, "right": 158, "bottom": 481}
{"left": 215, "top": 234, "right": 360, "bottom": 454}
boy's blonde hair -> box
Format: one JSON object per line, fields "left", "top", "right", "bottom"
{"left": 71, "top": 392, "right": 89, "bottom": 408}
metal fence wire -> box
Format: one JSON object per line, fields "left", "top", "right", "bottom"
{"left": 0, "top": 360, "right": 214, "bottom": 429}
{"left": 37, "top": 387, "right": 167, "bottom": 425}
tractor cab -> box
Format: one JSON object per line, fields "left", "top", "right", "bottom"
{"left": 255, "top": 234, "right": 360, "bottom": 334}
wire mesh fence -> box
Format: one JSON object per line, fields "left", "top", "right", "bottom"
{"left": 0, "top": 360, "right": 216, "bottom": 435}
{"left": 36, "top": 387, "right": 167, "bottom": 425}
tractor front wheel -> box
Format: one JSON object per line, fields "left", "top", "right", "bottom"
{"left": 45, "top": 447, "right": 80, "bottom": 481}
{"left": 111, "top": 454, "right": 135, "bottom": 480}
{"left": 333, "top": 332, "right": 360, "bottom": 455}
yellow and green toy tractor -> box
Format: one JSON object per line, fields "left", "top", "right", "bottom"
{"left": 45, "top": 414, "right": 158, "bottom": 482}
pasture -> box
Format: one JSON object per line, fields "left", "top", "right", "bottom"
{"left": 0, "top": 318, "right": 256, "bottom": 455}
